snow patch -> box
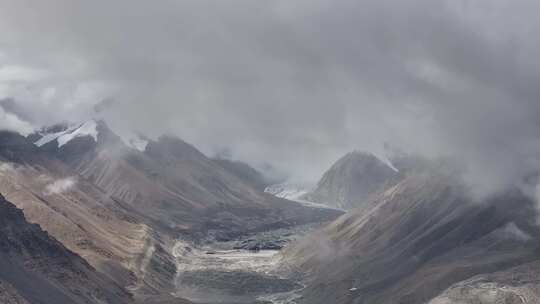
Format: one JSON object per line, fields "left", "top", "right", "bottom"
{"left": 34, "top": 125, "right": 76, "bottom": 147}
{"left": 57, "top": 120, "right": 98, "bottom": 147}
{"left": 265, "top": 182, "right": 343, "bottom": 210}
{"left": 371, "top": 152, "right": 399, "bottom": 172}
{"left": 34, "top": 120, "right": 98, "bottom": 147}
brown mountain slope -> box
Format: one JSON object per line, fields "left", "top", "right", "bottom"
{"left": 0, "top": 193, "right": 132, "bottom": 304}
{"left": 283, "top": 169, "right": 540, "bottom": 304}
{"left": 0, "top": 130, "right": 179, "bottom": 296}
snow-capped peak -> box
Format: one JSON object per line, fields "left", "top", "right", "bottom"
{"left": 32, "top": 119, "right": 151, "bottom": 152}
{"left": 34, "top": 120, "right": 99, "bottom": 147}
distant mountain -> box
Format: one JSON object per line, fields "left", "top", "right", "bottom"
{"left": 0, "top": 193, "right": 131, "bottom": 304}
{"left": 283, "top": 165, "right": 540, "bottom": 304}
{"left": 26, "top": 120, "right": 341, "bottom": 238}
{"left": 302, "top": 151, "right": 401, "bottom": 210}
{"left": 213, "top": 158, "right": 270, "bottom": 191}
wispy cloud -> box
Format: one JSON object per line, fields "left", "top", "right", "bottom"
{"left": 45, "top": 177, "right": 76, "bottom": 195}
{"left": 0, "top": 0, "right": 539, "bottom": 193}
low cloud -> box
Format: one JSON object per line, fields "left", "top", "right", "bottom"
{"left": 0, "top": 106, "right": 34, "bottom": 136}
{"left": 0, "top": 0, "right": 540, "bottom": 196}
{"left": 45, "top": 177, "right": 76, "bottom": 195}
{"left": 0, "top": 162, "right": 16, "bottom": 175}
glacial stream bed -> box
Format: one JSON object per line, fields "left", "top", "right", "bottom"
{"left": 173, "top": 247, "right": 303, "bottom": 304}
{"left": 171, "top": 226, "right": 316, "bottom": 304}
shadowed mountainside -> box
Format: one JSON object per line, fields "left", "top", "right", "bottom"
{"left": 284, "top": 167, "right": 540, "bottom": 304}
{"left": 0, "top": 130, "right": 179, "bottom": 296}
{"left": 0, "top": 193, "right": 132, "bottom": 304}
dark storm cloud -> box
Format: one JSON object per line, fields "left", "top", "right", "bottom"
{"left": 1, "top": 0, "right": 540, "bottom": 192}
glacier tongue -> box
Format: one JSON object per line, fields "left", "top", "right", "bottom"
{"left": 264, "top": 183, "right": 310, "bottom": 201}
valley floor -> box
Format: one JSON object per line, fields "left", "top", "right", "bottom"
{"left": 170, "top": 226, "right": 315, "bottom": 304}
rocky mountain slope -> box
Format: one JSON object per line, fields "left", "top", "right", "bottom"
{"left": 0, "top": 193, "right": 132, "bottom": 304}
{"left": 213, "top": 158, "right": 271, "bottom": 191}
{"left": 302, "top": 151, "right": 401, "bottom": 210}
{"left": 0, "top": 130, "right": 179, "bottom": 297}
{"left": 283, "top": 166, "right": 540, "bottom": 304}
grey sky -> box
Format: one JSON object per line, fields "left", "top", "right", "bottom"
{"left": 1, "top": 0, "right": 540, "bottom": 190}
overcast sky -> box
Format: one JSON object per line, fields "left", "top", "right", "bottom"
{"left": 1, "top": 0, "right": 540, "bottom": 191}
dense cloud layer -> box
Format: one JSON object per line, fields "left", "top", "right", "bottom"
{"left": 1, "top": 0, "right": 540, "bottom": 191}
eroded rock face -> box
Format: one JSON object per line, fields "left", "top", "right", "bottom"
{"left": 302, "top": 151, "right": 400, "bottom": 210}
{"left": 0, "top": 193, "right": 132, "bottom": 304}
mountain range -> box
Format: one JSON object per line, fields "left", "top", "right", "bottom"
{"left": 2, "top": 117, "right": 540, "bottom": 304}
{"left": 0, "top": 119, "right": 341, "bottom": 303}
